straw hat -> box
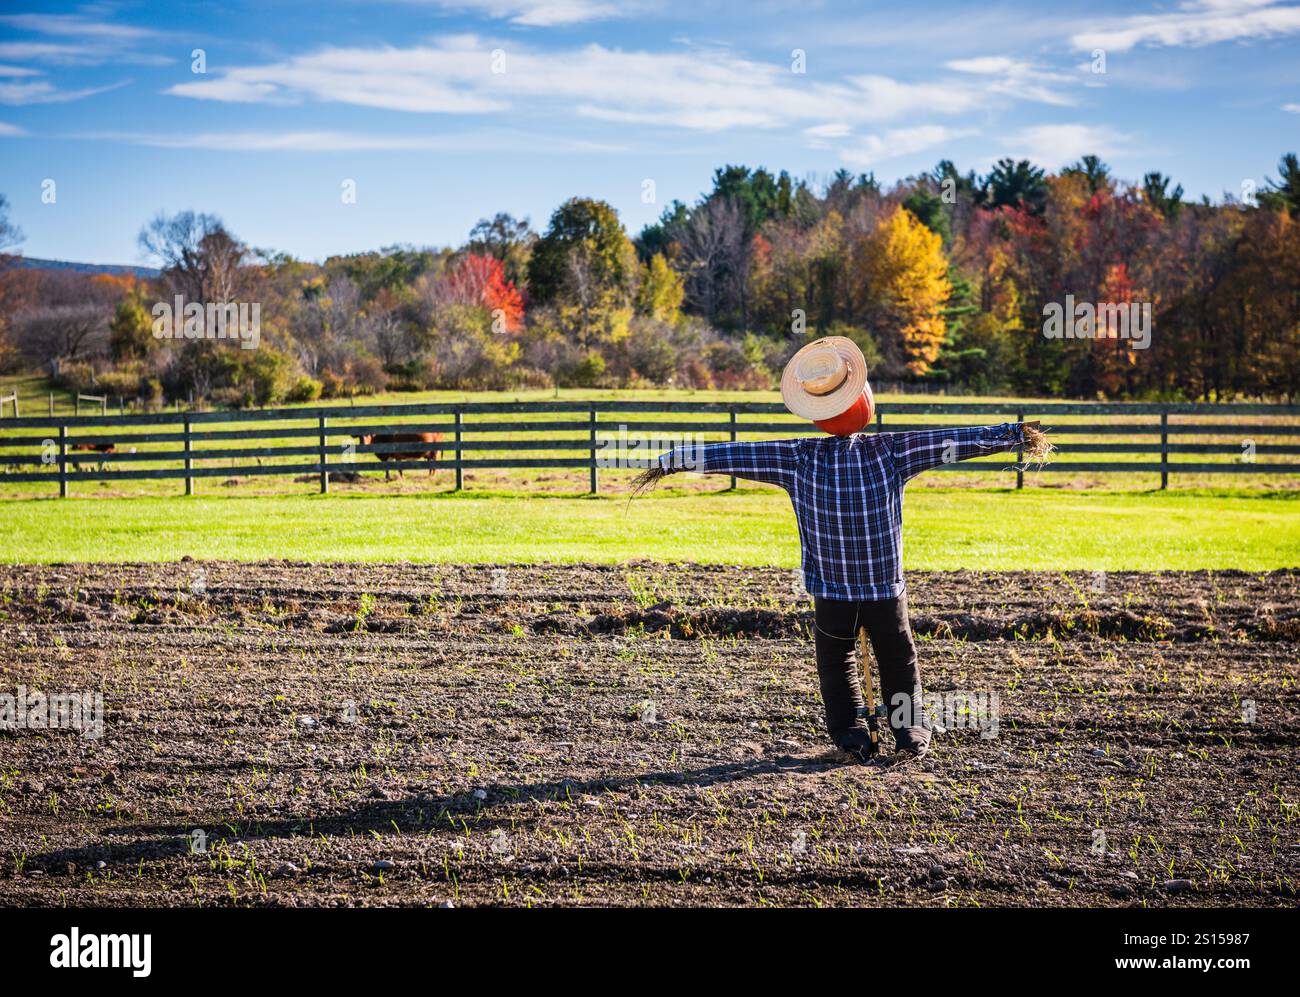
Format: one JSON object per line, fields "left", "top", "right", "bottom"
{"left": 780, "top": 336, "right": 870, "bottom": 422}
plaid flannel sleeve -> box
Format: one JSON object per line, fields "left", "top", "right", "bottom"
{"left": 657, "top": 439, "right": 800, "bottom": 489}
{"left": 886, "top": 423, "right": 1025, "bottom": 481}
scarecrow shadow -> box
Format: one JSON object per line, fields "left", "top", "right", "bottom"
{"left": 473, "top": 751, "right": 840, "bottom": 807}
{"left": 28, "top": 752, "right": 845, "bottom": 867}
{"left": 24, "top": 835, "right": 196, "bottom": 873}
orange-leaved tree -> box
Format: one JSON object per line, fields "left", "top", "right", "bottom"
{"left": 443, "top": 253, "right": 525, "bottom": 332}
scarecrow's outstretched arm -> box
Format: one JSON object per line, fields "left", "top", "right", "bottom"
{"left": 655, "top": 439, "right": 799, "bottom": 489}
{"left": 886, "top": 422, "right": 1038, "bottom": 481}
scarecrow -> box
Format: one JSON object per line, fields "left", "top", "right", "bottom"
{"left": 632, "top": 336, "right": 1052, "bottom": 762}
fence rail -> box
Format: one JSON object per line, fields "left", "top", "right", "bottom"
{"left": 1, "top": 399, "right": 1296, "bottom": 497}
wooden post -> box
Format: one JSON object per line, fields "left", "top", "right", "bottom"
{"left": 728, "top": 407, "right": 737, "bottom": 491}
{"left": 318, "top": 415, "right": 329, "bottom": 494}
{"left": 1016, "top": 410, "right": 1025, "bottom": 490}
{"left": 876, "top": 408, "right": 883, "bottom": 433}
{"left": 101, "top": 396, "right": 107, "bottom": 417}
{"left": 48, "top": 392, "right": 53, "bottom": 417}
{"left": 1160, "top": 411, "right": 1168, "bottom": 490}
{"left": 58, "top": 424, "right": 68, "bottom": 498}
{"left": 183, "top": 416, "right": 194, "bottom": 496}
{"left": 588, "top": 404, "right": 598, "bottom": 495}
{"left": 454, "top": 408, "right": 463, "bottom": 492}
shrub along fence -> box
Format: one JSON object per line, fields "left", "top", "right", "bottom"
{"left": 0, "top": 400, "right": 1296, "bottom": 497}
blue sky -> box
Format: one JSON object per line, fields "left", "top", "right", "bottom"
{"left": 1, "top": 0, "right": 1297, "bottom": 265}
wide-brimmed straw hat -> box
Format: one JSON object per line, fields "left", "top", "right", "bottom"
{"left": 780, "top": 336, "right": 870, "bottom": 422}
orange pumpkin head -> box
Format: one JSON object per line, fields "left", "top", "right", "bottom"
{"left": 813, "top": 386, "right": 875, "bottom": 436}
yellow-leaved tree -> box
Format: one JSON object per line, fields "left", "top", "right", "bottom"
{"left": 851, "top": 206, "right": 951, "bottom": 376}
{"left": 635, "top": 252, "right": 685, "bottom": 323}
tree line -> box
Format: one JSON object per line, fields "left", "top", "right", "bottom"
{"left": 0, "top": 152, "right": 1297, "bottom": 408}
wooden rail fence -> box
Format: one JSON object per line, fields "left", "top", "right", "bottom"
{"left": 1, "top": 400, "right": 1297, "bottom": 497}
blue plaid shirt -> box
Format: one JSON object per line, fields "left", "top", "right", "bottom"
{"left": 658, "top": 424, "right": 1027, "bottom": 602}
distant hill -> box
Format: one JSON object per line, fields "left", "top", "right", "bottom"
{"left": 1, "top": 255, "right": 161, "bottom": 279}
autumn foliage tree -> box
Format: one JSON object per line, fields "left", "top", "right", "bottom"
{"left": 635, "top": 253, "right": 684, "bottom": 323}
{"left": 851, "top": 206, "right": 951, "bottom": 376}
{"left": 442, "top": 253, "right": 525, "bottom": 332}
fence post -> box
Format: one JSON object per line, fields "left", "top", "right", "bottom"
{"left": 1016, "top": 409, "right": 1024, "bottom": 490}
{"left": 48, "top": 392, "right": 53, "bottom": 417}
{"left": 58, "top": 424, "right": 68, "bottom": 498}
{"left": 589, "top": 404, "right": 598, "bottom": 495}
{"left": 183, "top": 416, "right": 194, "bottom": 496}
{"left": 876, "top": 407, "right": 883, "bottom": 433}
{"left": 1160, "top": 411, "right": 1169, "bottom": 490}
{"left": 728, "top": 407, "right": 738, "bottom": 490}
{"left": 454, "top": 408, "right": 463, "bottom": 492}
{"left": 318, "top": 415, "right": 329, "bottom": 495}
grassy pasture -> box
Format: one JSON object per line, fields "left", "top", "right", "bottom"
{"left": 0, "top": 486, "right": 1294, "bottom": 568}
{"left": 1, "top": 375, "right": 1296, "bottom": 500}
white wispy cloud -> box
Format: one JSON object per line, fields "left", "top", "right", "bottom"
{"left": 1001, "top": 123, "right": 1132, "bottom": 167}
{"left": 166, "top": 38, "right": 1068, "bottom": 133}
{"left": 0, "top": 77, "right": 129, "bottom": 105}
{"left": 838, "top": 125, "right": 977, "bottom": 166}
{"left": 81, "top": 130, "right": 471, "bottom": 151}
{"left": 0, "top": 120, "right": 27, "bottom": 136}
{"left": 1283, "top": 102, "right": 1300, "bottom": 112}
{"left": 803, "top": 122, "right": 852, "bottom": 141}
{"left": 0, "top": 13, "right": 170, "bottom": 67}
{"left": 0, "top": 13, "right": 160, "bottom": 40}
{"left": 0, "top": 42, "right": 99, "bottom": 63}
{"left": 410, "top": 0, "right": 626, "bottom": 26}
{"left": 1070, "top": 0, "right": 1300, "bottom": 53}
{"left": 0, "top": 13, "right": 144, "bottom": 105}
{"left": 945, "top": 55, "right": 1078, "bottom": 106}
{"left": 71, "top": 128, "right": 629, "bottom": 153}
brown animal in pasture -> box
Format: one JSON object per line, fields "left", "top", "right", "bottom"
{"left": 355, "top": 432, "right": 444, "bottom": 480}
{"left": 68, "top": 440, "right": 135, "bottom": 472}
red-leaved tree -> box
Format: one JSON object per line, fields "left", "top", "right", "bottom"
{"left": 442, "top": 253, "right": 525, "bottom": 332}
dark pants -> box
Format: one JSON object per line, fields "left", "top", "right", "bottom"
{"left": 813, "top": 593, "right": 929, "bottom": 753}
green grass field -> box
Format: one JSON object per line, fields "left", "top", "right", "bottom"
{"left": 1, "top": 485, "right": 1295, "bottom": 568}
